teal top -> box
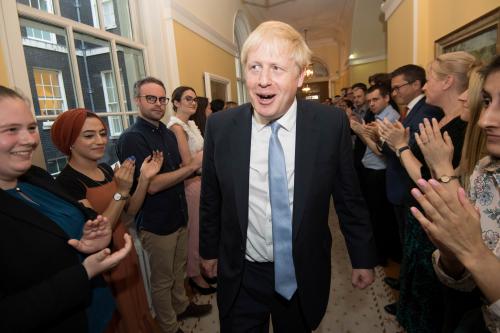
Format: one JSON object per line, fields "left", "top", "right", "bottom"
{"left": 6, "top": 182, "right": 115, "bottom": 333}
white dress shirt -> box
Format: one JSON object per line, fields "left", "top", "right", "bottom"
{"left": 245, "top": 99, "right": 297, "bottom": 262}
{"left": 406, "top": 94, "right": 425, "bottom": 116}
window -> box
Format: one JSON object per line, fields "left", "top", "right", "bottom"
{"left": 102, "top": 0, "right": 116, "bottom": 29}
{"left": 33, "top": 68, "right": 68, "bottom": 116}
{"left": 12, "top": 0, "right": 145, "bottom": 174}
{"left": 101, "top": 70, "right": 123, "bottom": 136}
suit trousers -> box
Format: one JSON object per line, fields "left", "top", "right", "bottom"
{"left": 140, "top": 228, "right": 190, "bottom": 333}
{"left": 220, "top": 260, "right": 310, "bottom": 333}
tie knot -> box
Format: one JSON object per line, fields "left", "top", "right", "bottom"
{"left": 270, "top": 121, "right": 281, "bottom": 134}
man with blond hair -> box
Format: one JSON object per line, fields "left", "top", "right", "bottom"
{"left": 200, "top": 21, "right": 377, "bottom": 332}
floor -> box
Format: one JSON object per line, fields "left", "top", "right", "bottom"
{"left": 180, "top": 202, "right": 404, "bottom": 333}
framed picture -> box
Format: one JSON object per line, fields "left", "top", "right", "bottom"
{"left": 435, "top": 7, "right": 499, "bottom": 63}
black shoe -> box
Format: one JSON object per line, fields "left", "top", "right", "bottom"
{"left": 177, "top": 302, "right": 212, "bottom": 320}
{"left": 384, "top": 302, "right": 398, "bottom": 316}
{"left": 383, "top": 277, "right": 400, "bottom": 290}
{"left": 189, "top": 278, "right": 217, "bottom": 295}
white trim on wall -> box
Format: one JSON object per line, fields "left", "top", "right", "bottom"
{"left": 381, "top": 0, "right": 403, "bottom": 21}
{"left": 349, "top": 54, "right": 387, "bottom": 66}
{"left": 204, "top": 72, "right": 231, "bottom": 101}
{"left": 171, "top": 1, "right": 237, "bottom": 56}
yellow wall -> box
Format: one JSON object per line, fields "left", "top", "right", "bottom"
{"left": 387, "top": 0, "right": 498, "bottom": 70}
{"left": 0, "top": 45, "right": 9, "bottom": 86}
{"left": 350, "top": 60, "right": 387, "bottom": 85}
{"left": 417, "top": 0, "right": 499, "bottom": 66}
{"left": 173, "top": 21, "right": 237, "bottom": 100}
{"left": 387, "top": 0, "right": 413, "bottom": 71}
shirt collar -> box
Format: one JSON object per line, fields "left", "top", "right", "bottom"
{"left": 253, "top": 98, "right": 297, "bottom": 133}
{"left": 407, "top": 94, "right": 425, "bottom": 111}
{"left": 375, "top": 104, "right": 396, "bottom": 120}
{"left": 478, "top": 156, "right": 500, "bottom": 173}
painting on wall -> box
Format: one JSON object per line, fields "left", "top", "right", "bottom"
{"left": 435, "top": 7, "right": 499, "bottom": 63}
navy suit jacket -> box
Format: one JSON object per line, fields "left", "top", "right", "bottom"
{"left": 383, "top": 97, "right": 443, "bottom": 205}
{"left": 199, "top": 100, "right": 378, "bottom": 329}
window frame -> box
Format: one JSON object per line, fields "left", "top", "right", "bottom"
{"left": 33, "top": 67, "right": 68, "bottom": 116}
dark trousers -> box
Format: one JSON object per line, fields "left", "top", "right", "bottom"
{"left": 359, "top": 167, "right": 401, "bottom": 264}
{"left": 220, "top": 261, "right": 310, "bottom": 333}
{"left": 392, "top": 204, "right": 407, "bottom": 250}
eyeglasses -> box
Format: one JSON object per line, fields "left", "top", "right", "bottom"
{"left": 391, "top": 81, "right": 414, "bottom": 94}
{"left": 183, "top": 96, "right": 199, "bottom": 103}
{"left": 138, "top": 95, "right": 169, "bottom": 105}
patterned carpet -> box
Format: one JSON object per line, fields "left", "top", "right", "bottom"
{"left": 180, "top": 202, "right": 403, "bottom": 332}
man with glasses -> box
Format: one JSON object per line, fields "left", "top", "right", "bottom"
{"left": 116, "top": 77, "right": 211, "bottom": 333}
{"left": 380, "top": 65, "right": 443, "bottom": 316}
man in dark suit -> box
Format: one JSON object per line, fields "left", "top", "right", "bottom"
{"left": 199, "top": 21, "right": 377, "bottom": 333}
{"left": 380, "top": 64, "right": 443, "bottom": 314}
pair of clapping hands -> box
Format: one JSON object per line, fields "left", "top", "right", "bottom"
{"left": 113, "top": 151, "right": 164, "bottom": 196}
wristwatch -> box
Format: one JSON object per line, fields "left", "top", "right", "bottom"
{"left": 113, "top": 192, "right": 130, "bottom": 201}
{"left": 396, "top": 145, "right": 410, "bottom": 158}
{"left": 437, "top": 175, "right": 459, "bottom": 183}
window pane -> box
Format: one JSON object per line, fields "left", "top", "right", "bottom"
{"left": 116, "top": 45, "right": 145, "bottom": 111}
{"left": 59, "top": 0, "right": 99, "bottom": 28}
{"left": 17, "top": 0, "right": 54, "bottom": 13}
{"left": 74, "top": 33, "right": 114, "bottom": 113}
{"left": 106, "top": 0, "right": 132, "bottom": 38}
{"left": 20, "top": 19, "right": 77, "bottom": 117}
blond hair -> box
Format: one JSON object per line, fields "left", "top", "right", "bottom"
{"left": 458, "top": 67, "right": 487, "bottom": 191}
{"left": 430, "top": 51, "right": 482, "bottom": 93}
{"left": 240, "top": 21, "right": 312, "bottom": 73}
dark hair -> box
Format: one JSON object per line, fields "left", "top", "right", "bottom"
{"left": 171, "top": 86, "right": 196, "bottom": 112}
{"left": 480, "top": 54, "right": 500, "bottom": 80}
{"left": 0, "top": 85, "right": 30, "bottom": 105}
{"left": 224, "top": 101, "right": 238, "bottom": 110}
{"left": 367, "top": 84, "right": 390, "bottom": 97}
{"left": 133, "top": 77, "right": 165, "bottom": 98}
{"left": 344, "top": 99, "right": 354, "bottom": 109}
{"left": 368, "top": 73, "right": 391, "bottom": 87}
{"left": 391, "top": 64, "right": 427, "bottom": 87}
{"left": 351, "top": 82, "right": 367, "bottom": 92}
{"left": 210, "top": 99, "right": 225, "bottom": 113}
{"left": 190, "top": 96, "right": 209, "bottom": 137}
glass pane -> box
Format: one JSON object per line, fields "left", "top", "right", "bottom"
{"left": 116, "top": 45, "right": 145, "bottom": 111}
{"left": 20, "top": 18, "right": 77, "bottom": 117}
{"left": 74, "top": 32, "right": 114, "bottom": 113}
{"left": 17, "top": 0, "right": 54, "bottom": 13}
{"left": 59, "top": 0, "right": 100, "bottom": 28}
{"left": 107, "top": 0, "right": 132, "bottom": 38}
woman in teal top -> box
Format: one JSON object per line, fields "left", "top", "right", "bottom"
{"left": 0, "top": 85, "right": 132, "bottom": 333}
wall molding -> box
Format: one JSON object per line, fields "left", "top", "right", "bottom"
{"left": 349, "top": 54, "right": 386, "bottom": 66}
{"left": 381, "top": 0, "right": 403, "bottom": 21}
{"left": 171, "top": 2, "right": 238, "bottom": 56}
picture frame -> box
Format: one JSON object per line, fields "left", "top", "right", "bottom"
{"left": 435, "top": 7, "right": 499, "bottom": 63}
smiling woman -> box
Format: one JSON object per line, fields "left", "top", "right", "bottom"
{"left": 0, "top": 85, "right": 132, "bottom": 333}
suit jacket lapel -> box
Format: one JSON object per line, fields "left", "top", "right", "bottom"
{"left": 403, "top": 97, "right": 425, "bottom": 126}
{"left": 229, "top": 105, "right": 253, "bottom": 239}
{"left": 292, "top": 100, "right": 320, "bottom": 240}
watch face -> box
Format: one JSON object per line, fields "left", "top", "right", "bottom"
{"left": 440, "top": 176, "right": 450, "bottom": 183}
{"left": 113, "top": 193, "right": 122, "bottom": 200}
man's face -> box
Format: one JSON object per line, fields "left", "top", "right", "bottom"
{"left": 367, "top": 89, "right": 389, "bottom": 114}
{"left": 245, "top": 44, "right": 305, "bottom": 122}
{"left": 345, "top": 88, "right": 354, "bottom": 101}
{"left": 478, "top": 70, "right": 500, "bottom": 158}
{"left": 391, "top": 74, "right": 419, "bottom": 105}
{"left": 135, "top": 82, "right": 167, "bottom": 124}
{"left": 352, "top": 88, "right": 366, "bottom": 108}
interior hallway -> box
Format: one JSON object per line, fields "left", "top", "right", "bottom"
{"left": 180, "top": 201, "right": 403, "bottom": 333}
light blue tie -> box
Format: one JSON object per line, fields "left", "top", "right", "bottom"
{"left": 268, "top": 121, "right": 297, "bottom": 300}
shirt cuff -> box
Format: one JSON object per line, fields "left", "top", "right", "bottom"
{"left": 432, "top": 250, "right": 476, "bottom": 291}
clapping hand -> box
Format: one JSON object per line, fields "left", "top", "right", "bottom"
{"left": 415, "top": 118, "right": 454, "bottom": 175}
{"left": 83, "top": 233, "right": 132, "bottom": 279}
{"left": 114, "top": 157, "right": 135, "bottom": 195}
{"left": 68, "top": 215, "right": 112, "bottom": 254}
{"left": 378, "top": 119, "right": 409, "bottom": 151}
{"left": 140, "top": 150, "right": 163, "bottom": 181}
{"left": 410, "top": 179, "right": 484, "bottom": 265}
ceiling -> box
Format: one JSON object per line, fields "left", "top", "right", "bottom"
{"left": 242, "top": 0, "right": 356, "bottom": 47}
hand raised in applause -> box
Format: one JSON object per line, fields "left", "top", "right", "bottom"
{"left": 113, "top": 157, "right": 135, "bottom": 195}
{"left": 377, "top": 119, "right": 409, "bottom": 151}
{"left": 83, "top": 233, "right": 132, "bottom": 279}
{"left": 415, "top": 118, "right": 454, "bottom": 176}
{"left": 68, "top": 215, "right": 112, "bottom": 254}
{"left": 139, "top": 150, "right": 163, "bottom": 182}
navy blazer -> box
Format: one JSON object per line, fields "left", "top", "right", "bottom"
{"left": 0, "top": 166, "right": 96, "bottom": 333}
{"left": 199, "top": 100, "right": 377, "bottom": 329}
{"left": 383, "top": 97, "right": 443, "bottom": 205}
